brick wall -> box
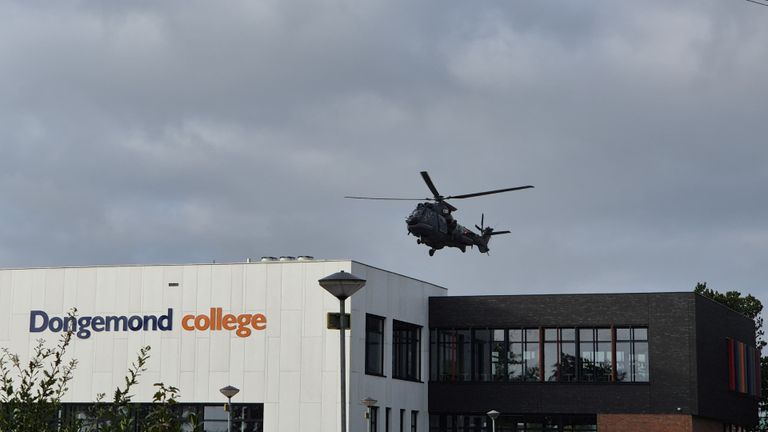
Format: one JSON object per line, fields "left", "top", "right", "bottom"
{"left": 597, "top": 414, "right": 692, "bottom": 432}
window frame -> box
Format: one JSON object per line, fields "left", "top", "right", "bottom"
{"left": 366, "top": 314, "right": 386, "bottom": 376}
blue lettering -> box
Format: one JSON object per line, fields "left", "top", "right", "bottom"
{"left": 29, "top": 309, "right": 177, "bottom": 338}
{"left": 128, "top": 316, "right": 143, "bottom": 331}
{"left": 77, "top": 317, "right": 92, "bottom": 339}
{"left": 144, "top": 315, "right": 158, "bottom": 330}
{"left": 29, "top": 310, "right": 48, "bottom": 332}
{"left": 91, "top": 316, "right": 105, "bottom": 332}
{"left": 105, "top": 316, "right": 127, "bottom": 331}
{"left": 158, "top": 308, "right": 173, "bottom": 331}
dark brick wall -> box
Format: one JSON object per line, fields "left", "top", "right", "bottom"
{"left": 694, "top": 295, "right": 758, "bottom": 427}
{"left": 427, "top": 292, "right": 755, "bottom": 427}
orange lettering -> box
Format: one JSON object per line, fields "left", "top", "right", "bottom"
{"left": 223, "top": 314, "right": 236, "bottom": 330}
{"left": 252, "top": 314, "right": 267, "bottom": 330}
{"left": 182, "top": 315, "right": 195, "bottom": 330}
{"left": 195, "top": 314, "right": 210, "bottom": 330}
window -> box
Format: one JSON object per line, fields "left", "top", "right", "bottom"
{"left": 411, "top": 411, "right": 419, "bottom": 432}
{"left": 616, "top": 327, "right": 649, "bottom": 382}
{"left": 366, "top": 314, "right": 385, "bottom": 375}
{"left": 430, "top": 329, "right": 470, "bottom": 381}
{"left": 393, "top": 320, "right": 421, "bottom": 381}
{"left": 578, "top": 328, "right": 612, "bottom": 382}
{"left": 386, "top": 407, "right": 391, "bottom": 432}
{"left": 400, "top": 409, "right": 405, "bottom": 432}
{"left": 431, "top": 326, "right": 650, "bottom": 384}
{"left": 508, "top": 328, "right": 540, "bottom": 381}
{"left": 59, "top": 403, "right": 264, "bottom": 431}
{"left": 472, "top": 329, "right": 492, "bottom": 381}
{"left": 370, "top": 406, "right": 379, "bottom": 432}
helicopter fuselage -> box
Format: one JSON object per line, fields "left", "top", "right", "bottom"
{"left": 405, "top": 202, "right": 489, "bottom": 255}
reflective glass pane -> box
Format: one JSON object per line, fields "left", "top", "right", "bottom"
{"left": 633, "top": 341, "right": 649, "bottom": 382}
{"left": 579, "top": 342, "right": 595, "bottom": 382}
{"left": 596, "top": 328, "right": 611, "bottom": 341}
{"left": 560, "top": 328, "right": 575, "bottom": 341}
{"left": 595, "top": 341, "right": 612, "bottom": 382}
{"left": 616, "top": 328, "right": 631, "bottom": 341}
{"left": 204, "top": 406, "right": 227, "bottom": 421}
{"left": 526, "top": 328, "right": 540, "bottom": 342}
{"left": 559, "top": 342, "right": 577, "bottom": 382}
{"left": 524, "top": 341, "right": 540, "bottom": 381}
{"left": 634, "top": 328, "right": 648, "bottom": 340}
{"left": 509, "top": 328, "right": 522, "bottom": 342}
{"left": 473, "top": 329, "right": 491, "bottom": 381}
{"left": 544, "top": 342, "right": 558, "bottom": 381}
{"left": 544, "top": 328, "right": 557, "bottom": 341}
{"left": 615, "top": 341, "right": 631, "bottom": 382}
{"left": 579, "top": 328, "right": 594, "bottom": 342}
{"left": 508, "top": 342, "right": 524, "bottom": 381}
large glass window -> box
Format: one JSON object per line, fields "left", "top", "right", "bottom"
{"left": 59, "top": 403, "right": 263, "bottom": 432}
{"left": 616, "top": 327, "right": 649, "bottom": 382}
{"left": 431, "top": 329, "right": 470, "bottom": 381}
{"left": 393, "top": 320, "right": 421, "bottom": 381}
{"left": 491, "top": 329, "right": 507, "bottom": 381}
{"left": 366, "top": 314, "right": 385, "bottom": 376}
{"left": 430, "top": 326, "right": 648, "bottom": 384}
{"left": 370, "top": 406, "right": 379, "bottom": 432}
{"left": 578, "top": 328, "right": 612, "bottom": 382}
{"left": 473, "top": 329, "right": 492, "bottom": 381}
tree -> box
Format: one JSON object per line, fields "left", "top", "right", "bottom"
{"left": 695, "top": 282, "right": 765, "bottom": 349}
{"left": 0, "top": 310, "right": 198, "bottom": 432}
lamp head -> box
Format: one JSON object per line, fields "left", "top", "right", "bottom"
{"left": 319, "top": 271, "right": 366, "bottom": 300}
{"left": 220, "top": 385, "right": 240, "bottom": 399}
{"left": 487, "top": 410, "right": 500, "bottom": 420}
{"left": 361, "top": 397, "right": 378, "bottom": 408}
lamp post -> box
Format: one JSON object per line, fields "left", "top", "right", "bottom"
{"left": 486, "top": 410, "right": 500, "bottom": 432}
{"left": 319, "top": 271, "right": 367, "bottom": 432}
{"left": 361, "top": 397, "right": 378, "bottom": 432}
{"left": 220, "top": 385, "right": 240, "bottom": 432}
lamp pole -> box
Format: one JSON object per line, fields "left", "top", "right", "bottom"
{"left": 361, "top": 397, "right": 378, "bottom": 432}
{"left": 319, "top": 271, "right": 367, "bottom": 432}
{"left": 219, "top": 385, "right": 240, "bottom": 432}
{"left": 487, "top": 410, "right": 500, "bottom": 432}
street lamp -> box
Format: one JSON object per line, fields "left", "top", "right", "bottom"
{"left": 361, "top": 397, "right": 378, "bottom": 432}
{"left": 220, "top": 385, "right": 240, "bottom": 432}
{"left": 319, "top": 271, "right": 367, "bottom": 432}
{"left": 487, "top": 410, "right": 500, "bottom": 432}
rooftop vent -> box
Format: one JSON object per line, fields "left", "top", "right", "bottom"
{"left": 279, "top": 256, "right": 296, "bottom": 261}
{"left": 297, "top": 256, "right": 314, "bottom": 261}
{"left": 260, "top": 256, "right": 278, "bottom": 262}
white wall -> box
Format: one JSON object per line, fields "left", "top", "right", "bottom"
{"left": 0, "top": 260, "right": 446, "bottom": 432}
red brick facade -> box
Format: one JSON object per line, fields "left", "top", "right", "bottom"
{"left": 597, "top": 414, "right": 723, "bottom": 432}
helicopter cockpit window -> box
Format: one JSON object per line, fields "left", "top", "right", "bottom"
{"left": 409, "top": 207, "right": 424, "bottom": 219}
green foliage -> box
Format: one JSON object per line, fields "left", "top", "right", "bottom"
{"left": 694, "top": 282, "right": 765, "bottom": 349}
{"left": 0, "top": 310, "right": 195, "bottom": 432}
{"left": 0, "top": 310, "right": 78, "bottom": 432}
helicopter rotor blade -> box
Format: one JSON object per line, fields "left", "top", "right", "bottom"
{"left": 420, "top": 171, "right": 442, "bottom": 200}
{"left": 488, "top": 230, "right": 511, "bottom": 236}
{"left": 344, "top": 196, "right": 428, "bottom": 201}
{"left": 446, "top": 185, "right": 534, "bottom": 200}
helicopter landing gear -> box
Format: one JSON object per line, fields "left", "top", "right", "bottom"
{"left": 428, "top": 249, "right": 435, "bottom": 256}
{"left": 417, "top": 239, "right": 422, "bottom": 244}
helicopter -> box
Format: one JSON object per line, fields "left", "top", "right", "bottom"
{"left": 345, "top": 171, "right": 533, "bottom": 256}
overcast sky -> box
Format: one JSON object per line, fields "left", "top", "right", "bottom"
{"left": 1, "top": 0, "right": 767, "bottom": 306}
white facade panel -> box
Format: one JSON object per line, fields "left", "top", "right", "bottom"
{"left": 0, "top": 259, "right": 446, "bottom": 432}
